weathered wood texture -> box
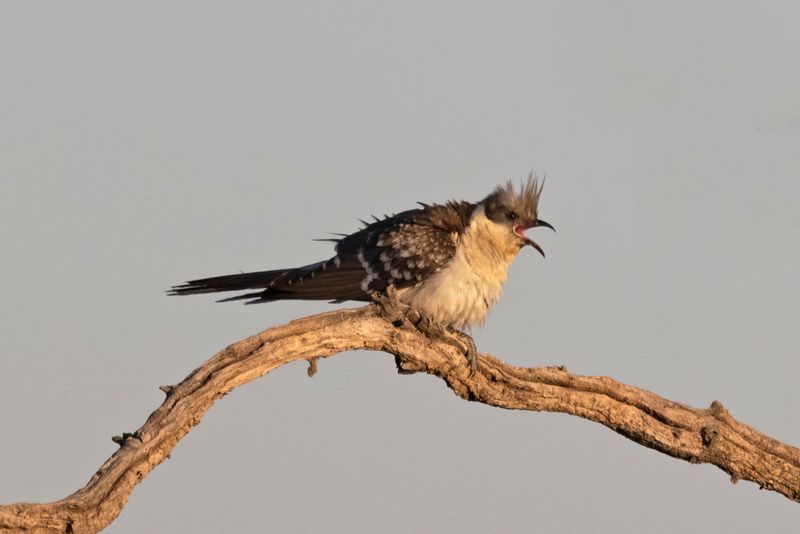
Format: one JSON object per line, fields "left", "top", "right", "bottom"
{"left": 1, "top": 305, "right": 798, "bottom": 533}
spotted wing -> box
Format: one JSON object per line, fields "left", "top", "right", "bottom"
{"left": 170, "top": 201, "right": 474, "bottom": 304}
{"left": 333, "top": 201, "right": 474, "bottom": 297}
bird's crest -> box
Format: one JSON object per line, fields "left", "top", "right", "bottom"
{"left": 482, "top": 172, "right": 545, "bottom": 221}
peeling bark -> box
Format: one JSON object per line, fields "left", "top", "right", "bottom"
{"left": 1, "top": 305, "right": 798, "bottom": 533}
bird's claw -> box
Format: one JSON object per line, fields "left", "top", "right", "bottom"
{"left": 372, "top": 286, "right": 405, "bottom": 325}
{"left": 372, "top": 286, "right": 421, "bottom": 326}
{"left": 448, "top": 327, "right": 478, "bottom": 375}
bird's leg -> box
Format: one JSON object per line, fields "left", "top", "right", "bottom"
{"left": 372, "top": 287, "right": 477, "bottom": 373}
{"left": 372, "top": 286, "right": 426, "bottom": 374}
{"left": 447, "top": 327, "right": 478, "bottom": 372}
{"left": 371, "top": 285, "right": 420, "bottom": 326}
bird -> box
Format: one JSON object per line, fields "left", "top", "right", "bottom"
{"left": 169, "top": 174, "right": 554, "bottom": 368}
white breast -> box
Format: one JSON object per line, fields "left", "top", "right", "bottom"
{"left": 398, "top": 208, "right": 519, "bottom": 329}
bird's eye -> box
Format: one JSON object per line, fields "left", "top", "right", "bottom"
{"left": 507, "top": 211, "right": 518, "bottom": 221}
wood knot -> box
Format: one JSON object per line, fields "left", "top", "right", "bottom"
{"left": 700, "top": 426, "right": 718, "bottom": 447}
{"left": 708, "top": 400, "right": 730, "bottom": 420}
{"left": 111, "top": 432, "right": 142, "bottom": 446}
{"left": 307, "top": 358, "right": 318, "bottom": 377}
{"left": 394, "top": 354, "right": 427, "bottom": 375}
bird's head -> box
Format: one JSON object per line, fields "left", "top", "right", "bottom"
{"left": 481, "top": 174, "right": 555, "bottom": 257}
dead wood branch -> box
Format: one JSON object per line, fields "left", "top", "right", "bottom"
{"left": 1, "top": 305, "right": 798, "bottom": 533}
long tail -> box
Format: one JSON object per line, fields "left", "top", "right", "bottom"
{"left": 168, "top": 269, "right": 287, "bottom": 296}
{"left": 168, "top": 258, "right": 371, "bottom": 304}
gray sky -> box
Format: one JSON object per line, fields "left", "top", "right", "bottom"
{"left": 1, "top": 2, "right": 799, "bottom": 532}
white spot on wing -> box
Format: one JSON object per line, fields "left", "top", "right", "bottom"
{"left": 358, "top": 247, "right": 381, "bottom": 292}
{"left": 361, "top": 271, "right": 379, "bottom": 291}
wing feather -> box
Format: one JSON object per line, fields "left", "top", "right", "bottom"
{"left": 170, "top": 200, "right": 475, "bottom": 304}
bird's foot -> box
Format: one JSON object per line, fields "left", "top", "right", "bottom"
{"left": 372, "top": 286, "right": 420, "bottom": 326}
{"left": 372, "top": 287, "right": 477, "bottom": 374}
{"left": 447, "top": 327, "right": 478, "bottom": 373}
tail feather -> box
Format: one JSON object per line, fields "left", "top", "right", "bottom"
{"left": 217, "top": 291, "right": 267, "bottom": 303}
{"left": 168, "top": 257, "right": 372, "bottom": 303}
{"left": 168, "top": 269, "right": 289, "bottom": 296}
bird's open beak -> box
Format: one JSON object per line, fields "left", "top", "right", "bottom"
{"left": 514, "top": 219, "right": 555, "bottom": 258}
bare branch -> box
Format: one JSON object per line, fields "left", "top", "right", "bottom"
{"left": 1, "top": 305, "right": 798, "bottom": 533}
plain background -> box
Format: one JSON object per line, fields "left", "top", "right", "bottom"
{"left": 1, "top": 2, "right": 799, "bottom": 532}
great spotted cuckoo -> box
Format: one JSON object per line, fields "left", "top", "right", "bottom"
{"left": 169, "top": 175, "right": 554, "bottom": 368}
